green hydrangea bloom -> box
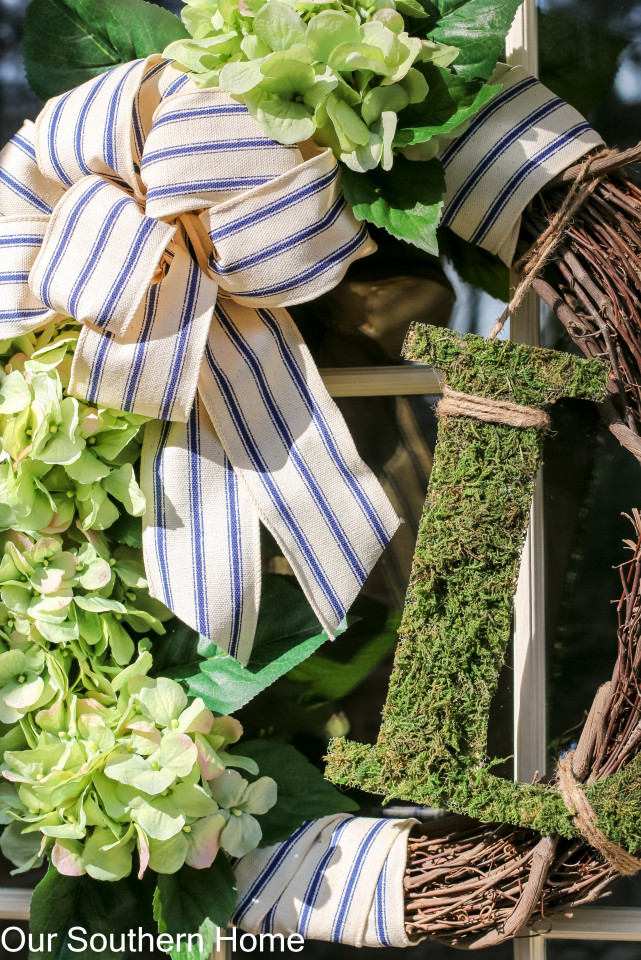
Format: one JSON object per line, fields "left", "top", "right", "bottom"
{"left": 209, "top": 768, "right": 277, "bottom": 857}
{"left": 0, "top": 532, "right": 169, "bottom": 684}
{"left": 1, "top": 675, "right": 276, "bottom": 880}
{"left": 0, "top": 323, "right": 148, "bottom": 536}
{"left": 164, "top": 0, "right": 458, "bottom": 170}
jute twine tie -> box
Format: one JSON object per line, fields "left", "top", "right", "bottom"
{"left": 488, "top": 146, "right": 618, "bottom": 341}
{"left": 436, "top": 385, "right": 551, "bottom": 430}
{"left": 557, "top": 750, "right": 641, "bottom": 876}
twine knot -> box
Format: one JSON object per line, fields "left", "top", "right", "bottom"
{"left": 557, "top": 750, "right": 640, "bottom": 876}
{"left": 436, "top": 385, "right": 551, "bottom": 430}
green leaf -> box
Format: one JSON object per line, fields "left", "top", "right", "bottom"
{"left": 24, "top": 0, "right": 188, "bottom": 101}
{"left": 340, "top": 156, "right": 445, "bottom": 255}
{"left": 29, "top": 865, "right": 158, "bottom": 960}
{"left": 394, "top": 64, "right": 498, "bottom": 145}
{"left": 232, "top": 740, "right": 358, "bottom": 846}
{"left": 426, "top": 0, "right": 522, "bottom": 80}
{"left": 286, "top": 602, "right": 401, "bottom": 702}
{"left": 160, "top": 575, "right": 338, "bottom": 714}
{"left": 154, "top": 856, "right": 237, "bottom": 960}
{"left": 438, "top": 227, "right": 509, "bottom": 301}
{"left": 108, "top": 513, "right": 143, "bottom": 549}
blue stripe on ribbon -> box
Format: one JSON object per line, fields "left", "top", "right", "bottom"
{"left": 471, "top": 121, "right": 593, "bottom": 245}
{"left": 85, "top": 329, "right": 116, "bottom": 405}
{"left": 38, "top": 177, "right": 107, "bottom": 306}
{"left": 444, "top": 96, "right": 566, "bottom": 226}
{"left": 0, "top": 308, "right": 49, "bottom": 322}
{"left": 47, "top": 90, "right": 74, "bottom": 187}
{"left": 0, "top": 168, "right": 53, "bottom": 214}
{"left": 103, "top": 61, "right": 141, "bottom": 173}
{"left": 231, "top": 223, "right": 368, "bottom": 300}
{"left": 261, "top": 904, "right": 277, "bottom": 935}
{"left": 12, "top": 133, "right": 37, "bottom": 161}
{"left": 440, "top": 75, "right": 539, "bottom": 171}
{"left": 204, "top": 340, "right": 345, "bottom": 623}
{"left": 157, "top": 258, "right": 201, "bottom": 420}
{"left": 187, "top": 400, "right": 210, "bottom": 635}
{"left": 68, "top": 196, "right": 131, "bottom": 318}
{"left": 233, "top": 820, "right": 317, "bottom": 925}
{"left": 121, "top": 282, "right": 161, "bottom": 410}
{"left": 374, "top": 859, "right": 391, "bottom": 946}
{"left": 209, "top": 196, "right": 345, "bottom": 279}
{"left": 152, "top": 103, "right": 248, "bottom": 130}
{"left": 0, "top": 236, "right": 43, "bottom": 247}
{"left": 162, "top": 72, "right": 191, "bottom": 98}
{"left": 141, "top": 138, "right": 288, "bottom": 169}
{"left": 298, "top": 818, "right": 352, "bottom": 937}
{"left": 151, "top": 420, "right": 174, "bottom": 608}
{"left": 133, "top": 61, "right": 167, "bottom": 160}
{"left": 0, "top": 273, "right": 30, "bottom": 284}
{"left": 208, "top": 166, "right": 337, "bottom": 245}
{"left": 331, "top": 820, "right": 389, "bottom": 942}
{"left": 93, "top": 214, "right": 159, "bottom": 329}
{"left": 74, "top": 69, "right": 111, "bottom": 176}
{"left": 216, "top": 301, "right": 367, "bottom": 586}
{"left": 224, "top": 449, "right": 244, "bottom": 659}
{"left": 146, "top": 176, "right": 275, "bottom": 203}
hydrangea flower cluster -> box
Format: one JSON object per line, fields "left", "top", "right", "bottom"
{"left": 0, "top": 323, "right": 147, "bottom": 537}
{"left": 0, "top": 531, "right": 170, "bottom": 723}
{"left": 1, "top": 675, "right": 276, "bottom": 880}
{"left": 165, "top": 0, "right": 457, "bottom": 170}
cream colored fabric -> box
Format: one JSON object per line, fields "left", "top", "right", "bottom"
{"left": 0, "top": 56, "right": 400, "bottom": 664}
{"left": 439, "top": 64, "right": 604, "bottom": 264}
{"left": 233, "top": 815, "right": 416, "bottom": 948}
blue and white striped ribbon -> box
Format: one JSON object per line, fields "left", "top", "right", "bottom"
{"left": 0, "top": 56, "right": 397, "bottom": 665}
{"left": 0, "top": 55, "right": 604, "bottom": 664}
{"left": 232, "top": 815, "right": 416, "bottom": 948}
{"left": 439, "top": 63, "right": 604, "bottom": 265}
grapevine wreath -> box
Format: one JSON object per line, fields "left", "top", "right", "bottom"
{"left": 1, "top": 0, "right": 641, "bottom": 954}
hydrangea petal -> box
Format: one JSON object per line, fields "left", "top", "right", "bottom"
{"left": 220, "top": 810, "right": 262, "bottom": 857}
{"left": 185, "top": 812, "right": 225, "bottom": 869}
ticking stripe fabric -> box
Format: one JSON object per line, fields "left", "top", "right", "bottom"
{"left": 0, "top": 55, "right": 606, "bottom": 665}
{"left": 0, "top": 55, "right": 398, "bottom": 664}
{"left": 439, "top": 63, "right": 604, "bottom": 265}
{"left": 233, "top": 815, "right": 416, "bottom": 948}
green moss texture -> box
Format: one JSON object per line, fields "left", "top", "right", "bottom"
{"left": 325, "top": 325, "right": 622, "bottom": 844}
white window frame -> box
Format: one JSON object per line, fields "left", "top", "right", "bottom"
{"left": 2, "top": 3, "right": 638, "bottom": 954}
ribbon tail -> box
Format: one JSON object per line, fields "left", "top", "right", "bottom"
{"left": 140, "top": 393, "right": 261, "bottom": 665}
{"left": 198, "top": 299, "right": 401, "bottom": 640}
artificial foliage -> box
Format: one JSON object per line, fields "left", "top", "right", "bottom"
{"left": 323, "top": 324, "right": 641, "bottom": 846}
{"left": 0, "top": 316, "right": 358, "bottom": 958}
{"left": 4, "top": 0, "right": 638, "bottom": 952}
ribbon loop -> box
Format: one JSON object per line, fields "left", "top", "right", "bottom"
{"left": 0, "top": 217, "right": 56, "bottom": 336}
{"left": 0, "top": 121, "right": 64, "bottom": 218}
{"left": 29, "top": 175, "right": 175, "bottom": 336}
{"left": 0, "top": 56, "right": 398, "bottom": 662}
{"left": 203, "top": 148, "right": 374, "bottom": 309}
{"left": 142, "top": 90, "right": 301, "bottom": 221}
{"left": 69, "top": 236, "right": 216, "bottom": 422}
{"left": 34, "top": 58, "right": 161, "bottom": 201}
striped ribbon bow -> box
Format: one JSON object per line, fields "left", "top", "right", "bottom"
{"left": 0, "top": 55, "right": 400, "bottom": 664}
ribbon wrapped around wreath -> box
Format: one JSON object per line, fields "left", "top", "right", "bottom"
{"left": 0, "top": 56, "right": 401, "bottom": 664}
